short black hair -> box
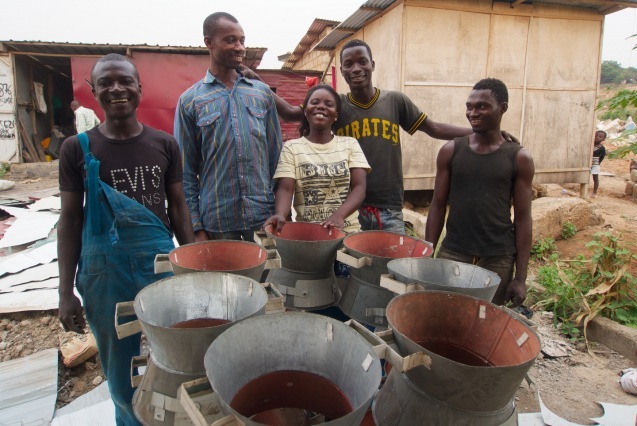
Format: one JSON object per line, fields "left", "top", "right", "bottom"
{"left": 472, "top": 78, "right": 508, "bottom": 104}
{"left": 299, "top": 84, "right": 341, "bottom": 137}
{"left": 595, "top": 130, "right": 607, "bottom": 138}
{"left": 203, "top": 12, "right": 238, "bottom": 38}
{"left": 340, "top": 39, "right": 373, "bottom": 63}
{"left": 90, "top": 53, "right": 139, "bottom": 82}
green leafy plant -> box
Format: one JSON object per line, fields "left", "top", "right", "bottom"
{"left": 561, "top": 222, "right": 577, "bottom": 240}
{"left": 527, "top": 232, "right": 637, "bottom": 348}
{"left": 531, "top": 238, "right": 557, "bottom": 261}
{"left": 0, "top": 162, "right": 9, "bottom": 179}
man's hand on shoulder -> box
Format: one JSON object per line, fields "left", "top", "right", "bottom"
{"left": 501, "top": 131, "right": 520, "bottom": 145}
{"left": 239, "top": 65, "right": 262, "bottom": 82}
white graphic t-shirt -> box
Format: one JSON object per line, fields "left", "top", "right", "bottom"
{"left": 274, "top": 135, "right": 370, "bottom": 233}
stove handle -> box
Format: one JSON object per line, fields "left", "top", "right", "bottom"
{"left": 336, "top": 248, "right": 372, "bottom": 269}
{"left": 114, "top": 301, "right": 142, "bottom": 339}
{"left": 130, "top": 355, "right": 148, "bottom": 388}
{"left": 154, "top": 254, "right": 174, "bottom": 274}
{"left": 178, "top": 378, "right": 246, "bottom": 426}
{"left": 253, "top": 230, "right": 276, "bottom": 248}
{"left": 380, "top": 273, "right": 424, "bottom": 294}
{"left": 263, "top": 249, "right": 281, "bottom": 270}
{"left": 345, "top": 319, "right": 432, "bottom": 373}
{"left": 261, "top": 282, "right": 285, "bottom": 314}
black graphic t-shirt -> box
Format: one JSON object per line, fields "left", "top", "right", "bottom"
{"left": 59, "top": 126, "right": 183, "bottom": 229}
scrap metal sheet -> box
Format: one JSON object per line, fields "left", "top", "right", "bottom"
{"left": 0, "top": 262, "right": 59, "bottom": 291}
{"left": 0, "top": 207, "right": 59, "bottom": 248}
{"left": 0, "top": 348, "right": 58, "bottom": 425}
{"left": 0, "top": 242, "right": 57, "bottom": 276}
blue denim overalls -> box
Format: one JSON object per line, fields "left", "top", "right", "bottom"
{"left": 75, "top": 132, "right": 174, "bottom": 425}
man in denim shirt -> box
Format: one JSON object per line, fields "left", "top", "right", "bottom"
{"left": 175, "top": 12, "right": 282, "bottom": 242}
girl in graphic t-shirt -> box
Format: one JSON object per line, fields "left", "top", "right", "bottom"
{"left": 591, "top": 130, "right": 606, "bottom": 198}
{"left": 264, "top": 84, "right": 370, "bottom": 234}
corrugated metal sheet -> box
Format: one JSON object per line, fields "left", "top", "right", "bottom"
{"left": 282, "top": 18, "right": 340, "bottom": 70}
{"left": 0, "top": 40, "right": 267, "bottom": 70}
{"left": 315, "top": 0, "right": 398, "bottom": 50}
{"left": 258, "top": 69, "right": 323, "bottom": 140}
{"left": 315, "top": 0, "right": 637, "bottom": 50}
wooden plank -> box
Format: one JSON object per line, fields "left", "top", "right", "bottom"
{"left": 404, "top": 7, "right": 490, "bottom": 84}
{"left": 525, "top": 17, "right": 601, "bottom": 90}
{"left": 365, "top": 5, "right": 403, "bottom": 91}
{"left": 17, "top": 119, "right": 38, "bottom": 163}
{"left": 522, "top": 89, "right": 596, "bottom": 171}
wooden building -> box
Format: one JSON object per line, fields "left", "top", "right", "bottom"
{"left": 288, "top": 0, "right": 637, "bottom": 194}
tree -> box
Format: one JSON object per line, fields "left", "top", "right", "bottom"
{"left": 601, "top": 60, "right": 625, "bottom": 84}
{"left": 598, "top": 35, "right": 637, "bottom": 159}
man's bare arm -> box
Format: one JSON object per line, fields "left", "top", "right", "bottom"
{"left": 58, "top": 190, "right": 86, "bottom": 333}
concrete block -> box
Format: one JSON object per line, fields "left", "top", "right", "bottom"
{"left": 626, "top": 181, "right": 634, "bottom": 196}
{"left": 531, "top": 197, "right": 603, "bottom": 242}
{"left": 586, "top": 316, "right": 637, "bottom": 363}
{"left": 631, "top": 169, "right": 637, "bottom": 183}
{"left": 9, "top": 161, "right": 59, "bottom": 179}
{"left": 402, "top": 208, "right": 427, "bottom": 239}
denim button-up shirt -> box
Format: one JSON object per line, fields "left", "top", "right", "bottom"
{"left": 174, "top": 70, "right": 282, "bottom": 232}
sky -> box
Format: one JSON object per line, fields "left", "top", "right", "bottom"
{"left": 1, "top": 0, "right": 636, "bottom": 69}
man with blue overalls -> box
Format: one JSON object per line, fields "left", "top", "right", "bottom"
{"left": 57, "top": 53, "right": 194, "bottom": 425}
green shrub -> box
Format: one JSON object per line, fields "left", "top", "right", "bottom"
{"left": 528, "top": 232, "right": 637, "bottom": 345}
{"left": 531, "top": 238, "right": 557, "bottom": 261}
{"left": 561, "top": 222, "right": 577, "bottom": 240}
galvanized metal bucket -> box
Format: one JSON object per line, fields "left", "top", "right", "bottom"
{"left": 338, "top": 274, "right": 395, "bottom": 327}
{"left": 263, "top": 222, "right": 346, "bottom": 273}
{"left": 373, "top": 290, "right": 540, "bottom": 425}
{"left": 382, "top": 257, "right": 501, "bottom": 302}
{"left": 131, "top": 355, "right": 223, "bottom": 425}
{"left": 154, "top": 240, "right": 280, "bottom": 281}
{"left": 115, "top": 272, "right": 282, "bottom": 375}
{"left": 373, "top": 368, "right": 519, "bottom": 426}
{"left": 266, "top": 268, "right": 339, "bottom": 310}
{"left": 201, "top": 312, "right": 383, "bottom": 425}
{"left": 337, "top": 231, "right": 433, "bottom": 285}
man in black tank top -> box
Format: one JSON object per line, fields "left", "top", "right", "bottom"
{"left": 425, "top": 79, "right": 535, "bottom": 307}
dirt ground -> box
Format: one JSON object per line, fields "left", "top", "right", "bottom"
{"left": 1, "top": 151, "right": 637, "bottom": 422}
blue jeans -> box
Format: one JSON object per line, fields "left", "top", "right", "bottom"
{"left": 436, "top": 245, "right": 515, "bottom": 305}
{"left": 358, "top": 207, "right": 405, "bottom": 234}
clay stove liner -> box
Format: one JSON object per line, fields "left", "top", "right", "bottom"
{"left": 164, "top": 240, "right": 269, "bottom": 281}
{"left": 341, "top": 231, "right": 433, "bottom": 285}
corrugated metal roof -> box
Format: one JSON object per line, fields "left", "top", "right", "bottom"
{"left": 315, "top": 0, "right": 637, "bottom": 50}
{"left": 0, "top": 40, "right": 267, "bottom": 69}
{"left": 315, "top": 0, "right": 398, "bottom": 50}
{"left": 282, "top": 19, "right": 340, "bottom": 70}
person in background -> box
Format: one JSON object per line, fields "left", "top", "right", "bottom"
{"left": 264, "top": 84, "right": 370, "bottom": 234}
{"left": 58, "top": 54, "right": 194, "bottom": 425}
{"left": 245, "top": 39, "right": 518, "bottom": 234}
{"left": 591, "top": 130, "right": 607, "bottom": 198}
{"left": 425, "top": 78, "right": 535, "bottom": 308}
{"left": 70, "top": 100, "right": 100, "bottom": 133}
{"left": 175, "top": 12, "right": 282, "bottom": 242}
